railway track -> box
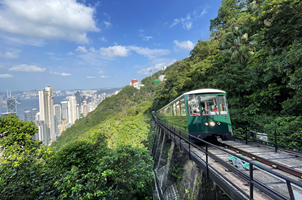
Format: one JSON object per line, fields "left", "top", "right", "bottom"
{"left": 216, "top": 141, "right": 302, "bottom": 179}
{"left": 156, "top": 119, "right": 302, "bottom": 199}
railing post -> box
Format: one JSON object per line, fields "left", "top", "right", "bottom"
{"left": 274, "top": 130, "right": 278, "bottom": 153}
{"left": 249, "top": 163, "right": 254, "bottom": 200}
{"left": 245, "top": 127, "right": 248, "bottom": 145}
{"left": 286, "top": 180, "right": 295, "bottom": 200}
{"left": 189, "top": 140, "right": 191, "bottom": 160}
{"left": 206, "top": 143, "right": 209, "bottom": 178}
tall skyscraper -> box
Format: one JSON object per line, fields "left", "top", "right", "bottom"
{"left": 7, "top": 98, "right": 17, "bottom": 114}
{"left": 76, "top": 104, "right": 80, "bottom": 119}
{"left": 5, "top": 90, "right": 17, "bottom": 116}
{"left": 75, "top": 90, "right": 81, "bottom": 104}
{"left": 34, "top": 120, "right": 50, "bottom": 146}
{"left": 38, "top": 87, "right": 55, "bottom": 145}
{"left": 32, "top": 108, "right": 38, "bottom": 119}
{"left": 54, "top": 104, "right": 62, "bottom": 121}
{"left": 54, "top": 115, "right": 58, "bottom": 138}
{"left": 61, "top": 101, "right": 68, "bottom": 120}
{"left": 23, "top": 110, "right": 31, "bottom": 121}
{"left": 68, "top": 96, "right": 77, "bottom": 125}
{"left": 83, "top": 101, "right": 89, "bottom": 117}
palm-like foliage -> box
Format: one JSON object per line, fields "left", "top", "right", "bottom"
{"left": 219, "top": 26, "right": 257, "bottom": 66}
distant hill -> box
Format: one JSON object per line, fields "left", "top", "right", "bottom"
{"left": 50, "top": 64, "right": 175, "bottom": 151}
{"left": 95, "top": 87, "right": 123, "bottom": 95}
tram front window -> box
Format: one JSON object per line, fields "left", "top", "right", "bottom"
{"left": 187, "top": 96, "right": 200, "bottom": 116}
{"left": 200, "top": 95, "right": 218, "bottom": 116}
{"left": 218, "top": 95, "right": 227, "bottom": 115}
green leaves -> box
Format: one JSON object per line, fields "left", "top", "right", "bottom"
{"left": 0, "top": 115, "right": 39, "bottom": 159}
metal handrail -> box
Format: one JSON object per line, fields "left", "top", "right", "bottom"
{"left": 233, "top": 125, "right": 302, "bottom": 153}
{"left": 152, "top": 114, "right": 302, "bottom": 200}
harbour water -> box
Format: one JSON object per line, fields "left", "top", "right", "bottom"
{"left": 0, "top": 96, "right": 67, "bottom": 120}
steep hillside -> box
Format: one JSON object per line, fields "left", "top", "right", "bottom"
{"left": 152, "top": 0, "right": 302, "bottom": 133}
{"left": 51, "top": 68, "right": 171, "bottom": 151}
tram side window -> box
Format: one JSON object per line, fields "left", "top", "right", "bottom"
{"left": 176, "top": 101, "right": 180, "bottom": 116}
{"left": 164, "top": 106, "right": 170, "bottom": 116}
{"left": 180, "top": 98, "right": 186, "bottom": 116}
{"left": 187, "top": 96, "right": 200, "bottom": 116}
{"left": 173, "top": 103, "right": 176, "bottom": 116}
{"left": 200, "top": 95, "right": 218, "bottom": 115}
{"left": 218, "top": 95, "right": 227, "bottom": 115}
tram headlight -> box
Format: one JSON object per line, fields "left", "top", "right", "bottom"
{"left": 217, "top": 122, "right": 221, "bottom": 125}
{"left": 209, "top": 121, "right": 215, "bottom": 127}
{"left": 205, "top": 122, "right": 208, "bottom": 126}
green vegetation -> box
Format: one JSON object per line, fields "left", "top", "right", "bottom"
{"left": 153, "top": 0, "right": 302, "bottom": 133}
{"left": 0, "top": 0, "right": 301, "bottom": 198}
{"left": 0, "top": 117, "right": 154, "bottom": 199}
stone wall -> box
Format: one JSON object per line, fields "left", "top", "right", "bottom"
{"left": 152, "top": 124, "right": 230, "bottom": 200}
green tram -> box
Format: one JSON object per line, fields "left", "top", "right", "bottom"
{"left": 156, "top": 89, "right": 233, "bottom": 142}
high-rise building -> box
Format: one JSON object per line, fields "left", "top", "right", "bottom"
{"left": 54, "top": 115, "right": 58, "bottom": 138}
{"left": 83, "top": 101, "right": 89, "bottom": 117}
{"left": 34, "top": 120, "right": 50, "bottom": 146}
{"left": 76, "top": 104, "right": 80, "bottom": 119}
{"left": 38, "top": 87, "right": 55, "bottom": 145}
{"left": 68, "top": 96, "right": 77, "bottom": 125}
{"left": 54, "top": 104, "right": 62, "bottom": 122}
{"left": 7, "top": 98, "right": 17, "bottom": 114}
{"left": 61, "top": 101, "right": 68, "bottom": 120}
{"left": 75, "top": 90, "right": 81, "bottom": 104}
{"left": 23, "top": 110, "right": 31, "bottom": 121}
{"left": 32, "top": 108, "right": 38, "bottom": 119}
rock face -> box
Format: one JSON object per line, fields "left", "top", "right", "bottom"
{"left": 152, "top": 126, "right": 230, "bottom": 200}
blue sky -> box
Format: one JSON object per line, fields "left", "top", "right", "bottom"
{"left": 0, "top": 0, "right": 222, "bottom": 92}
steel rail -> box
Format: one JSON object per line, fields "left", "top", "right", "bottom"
{"left": 218, "top": 142, "right": 302, "bottom": 179}
{"left": 153, "top": 115, "right": 302, "bottom": 200}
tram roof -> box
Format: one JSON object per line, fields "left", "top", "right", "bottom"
{"left": 157, "top": 88, "right": 226, "bottom": 111}
{"left": 184, "top": 88, "right": 226, "bottom": 95}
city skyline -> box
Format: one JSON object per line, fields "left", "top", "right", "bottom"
{"left": 0, "top": 0, "right": 222, "bottom": 91}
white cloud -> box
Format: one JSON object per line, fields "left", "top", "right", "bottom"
{"left": 138, "top": 29, "right": 154, "bottom": 41}
{"left": 0, "top": 73, "right": 13, "bottom": 78}
{"left": 99, "top": 37, "right": 107, "bottom": 42}
{"left": 99, "top": 45, "right": 130, "bottom": 58}
{"left": 76, "top": 46, "right": 88, "bottom": 53}
{"left": 142, "top": 36, "right": 153, "bottom": 41}
{"left": 0, "top": 34, "right": 46, "bottom": 46}
{"left": 0, "top": 0, "right": 100, "bottom": 44}
{"left": 9, "top": 64, "right": 45, "bottom": 72}
{"left": 97, "top": 71, "right": 103, "bottom": 74}
{"left": 103, "top": 21, "right": 111, "bottom": 28}
{"left": 200, "top": 9, "right": 208, "bottom": 17}
{"left": 46, "top": 52, "right": 55, "bottom": 55}
{"left": 128, "top": 46, "right": 170, "bottom": 59}
{"left": 137, "top": 58, "right": 176, "bottom": 75}
{"left": 67, "top": 52, "right": 74, "bottom": 55}
{"left": 173, "top": 40, "right": 195, "bottom": 51}
{"left": 50, "top": 71, "right": 71, "bottom": 76}
{"left": 77, "top": 45, "right": 170, "bottom": 65}
{"left": 100, "top": 75, "right": 108, "bottom": 78}
{"left": 61, "top": 73, "right": 71, "bottom": 76}
{"left": 0, "top": 51, "right": 19, "bottom": 59}
{"left": 86, "top": 76, "right": 95, "bottom": 78}
{"left": 169, "top": 9, "right": 207, "bottom": 30}
{"left": 170, "top": 14, "right": 192, "bottom": 30}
